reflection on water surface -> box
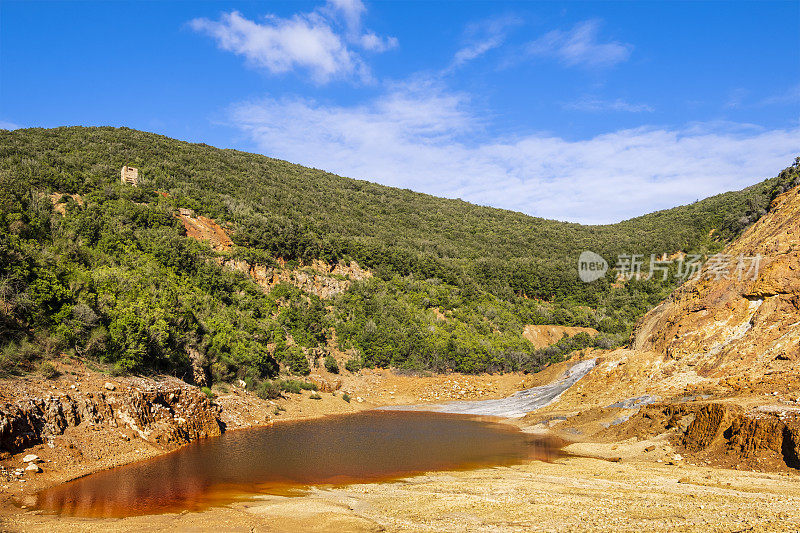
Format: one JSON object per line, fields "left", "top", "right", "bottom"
{"left": 35, "top": 410, "right": 563, "bottom": 517}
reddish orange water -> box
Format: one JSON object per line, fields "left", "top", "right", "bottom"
{"left": 34, "top": 410, "right": 562, "bottom": 517}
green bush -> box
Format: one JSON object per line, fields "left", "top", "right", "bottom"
{"left": 278, "top": 379, "right": 317, "bottom": 394}
{"left": 0, "top": 340, "right": 40, "bottom": 376}
{"left": 324, "top": 354, "right": 339, "bottom": 374}
{"left": 0, "top": 127, "right": 795, "bottom": 381}
{"left": 201, "top": 386, "right": 216, "bottom": 400}
{"left": 255, "top": 380, "right": 281, "bottom": 400}
{"left": 286, "top": 346, "right": 310, "bottom": 376}
{"left": 342, "top": 392, "right": 351, "bottom": 403}
{"left": 344, "top": 357, "right": 361, "bottom": 373}
{"left": 309, "top": 392, "right": 322, "bottom": 400}
{"left": 39, "top": 360, "right": 60, "bottom": 380}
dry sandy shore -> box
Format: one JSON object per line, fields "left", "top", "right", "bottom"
{"left": 2, "top": 360, "right": 800, "bottom": 532}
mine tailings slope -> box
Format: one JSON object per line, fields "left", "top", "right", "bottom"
{"left": 536, "top": 183, "right": 800, "bottom": 472}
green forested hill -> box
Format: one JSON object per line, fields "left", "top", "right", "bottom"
{"left": 1, "top": 126, "right": 796, "bottom": 385}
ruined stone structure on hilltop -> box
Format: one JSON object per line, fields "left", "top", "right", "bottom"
{"left": 120, "top": 165, "right": 139, "bottom": 186}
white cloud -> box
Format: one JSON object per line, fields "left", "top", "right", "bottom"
{"left": 452, "top": 38, "right": 503, "bottom": 67}
{"left": 325, "top": 0, "right": 365, "bottom": 32}
{"left": 449, "top": 16, "right": 522, "bottom": 70}
{"left": 0, "top": 120, "right": 20, "bottom": 130}
{"left": 323, "top": 0, "right": 398, "bottom": 51}
{"left": 190, "top": 11, "right": 359, "bottom": 83}
{"left": 524, "top": 19, "right": 631, "bottom": 69}
{"left": 563, "top": 97, "right": 653, "bottom": 113}
{"left": 359, "top": 32, "right": 398, "bottom": 52}
{"left": 228, "top": 84, "right": 800, "bottom": 224}
{"left": 189, "top": 1, "right": 396, "bottom": 84}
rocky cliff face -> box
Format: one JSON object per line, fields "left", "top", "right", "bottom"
{"left": 0, "top": 378, "right": 222, "bottom": 456}
{"left": 633, "top": 184, "right": 800, "bottom": 379}
{"left": 606, "top": 402, "right": 800, "bottom": 471}
{"left": 222, "top": 258, "right": 371, "bottom": 300}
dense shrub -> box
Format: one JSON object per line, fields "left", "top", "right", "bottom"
{"left": 255, "top": 380, "right": 281, "bottom": 400}
{"left": 344, "top": 357, "right": 361, "bottom": 373}
{"left": 324, "top": 354, "right": 339, "bottom": 374}
{"left": 285, "top": 347, "right": 311, "bottom": 376}
{"left": 39, "top": 360, "right": 61, "bottom": 380}
{"left": 278, "top": 379, "right": 317, "bottom": 394}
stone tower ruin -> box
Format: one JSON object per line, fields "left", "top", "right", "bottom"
{"left": 120, "top": 166, "right": 139, "bottom": 186}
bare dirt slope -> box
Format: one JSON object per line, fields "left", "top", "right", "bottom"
{"left": 0, "top": 360, "right": 527, "bottom": 506}
{"left": 526, "top": 184, "right": 800, "bottom": 475}
{"left": 4, "top": 445, "right": 800, "bottom": 532}
{"left": 2, "top": 351, "right": 799, "bottom": 531}
{"left": 522, "top": 325, "right": 598, "bottom": 349}
{"left": 633, "top": 184, "right": 800, "bottom": 378}
{"left": 178, "top": 211, "right": 233, "bottom": 251}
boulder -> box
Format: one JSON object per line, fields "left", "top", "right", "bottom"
{"left": 22, "top": 454, "right": 39, "bottom": 463}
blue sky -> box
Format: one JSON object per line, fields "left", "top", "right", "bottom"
{"left": 2, "top": 0, "right": 799, "bottom": 223}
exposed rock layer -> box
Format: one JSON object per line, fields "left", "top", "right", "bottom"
{"left": 175, "top": 209, "right": 372, "bottom": 300}
{"left": 222, "top": 258, "right": 371, "bottom": 300}
{"left": 536, "top": 183, "right": 800, "bottom": 472}
{"left": 633, "top": 185, "right": 800, "bottom": 378}
{"left": 611, "top": 402, "right": 800, "bottom": 470}
{"left": 0, "top": 380, "right": 222, "bottom": 456}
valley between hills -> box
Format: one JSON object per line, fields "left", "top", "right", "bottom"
{"left": 2, "top": 128, "right": 800, "bottom": 531}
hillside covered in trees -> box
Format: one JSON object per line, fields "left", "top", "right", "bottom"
{"left": 1, "top": 127, "right": 797, "bottom": 387}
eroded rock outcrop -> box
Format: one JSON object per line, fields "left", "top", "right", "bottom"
{"left": 605, "top": 401, "right": 800, "bottom": 470}
{"left": 543, "top": 181, "right": 800, "bottom": 471}
{"left": 309, "top": 375, "right": 342, "bottom": 393}
{"left": 222, "top": 258, "right": 371, "bottom": 300}
{"left": 632, "top": 185, "right": 800, "bottom": 379}
{"left": 561, "top": 183, "right": 800, "bottom": 403}
{"left": 0, "top": 381, "right": 222, "bottom": 455}
{"left": 175, "top": 210, "right": 372, "bottom": 300}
